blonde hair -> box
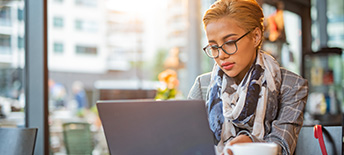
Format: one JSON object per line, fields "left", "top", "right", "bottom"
{"left": 203, "top": 0, "right": 264, "bottom": 49}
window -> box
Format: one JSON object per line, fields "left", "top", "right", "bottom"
{"left": 0, "top": 6, "right": 11, "bottom": 26}
{"left": 0, "top": 0, "right": 25, "bottom": 130}
{"left": 53, "top": 42, "right": 64, "bottom": 53}
{"left": 0, "top": 34, "right": 11, "bottom": 54}
{"left": 327, "top": 0, "right": 344, "bottom": 49}
{"left": 18, "top": 8, "right": 24, "bottom": 21}
{"left": 311, "top": 0, "right": 344, "bottom": 50}
{"left": 262, "top": 3, "right": 302, "bottom": 74}
{"left": 48, "top": 0, "right": 209, "bottom": 154}
{"left": 75, "top": 20, "right": 82, "bottom": 30}
{"left": 53, "top": 17, "right": 64, "bottom": 28}
{"left": 75, "top": 19, "right": 97, "bottom": 32}
{"left": 54, "top": 0, "right": 64, "bottom": 3}
{"left": 75, "top": 0, "right": 97, "bottom": 7}
{"left": 18, "top": 36, "right": 24, "bottom": 49}
{"left": 75, "top": 45, "right": 97, "bottom": 55}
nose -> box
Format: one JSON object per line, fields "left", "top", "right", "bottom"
{"left": 218, "top": 48, "right": 229, "bottom": 60}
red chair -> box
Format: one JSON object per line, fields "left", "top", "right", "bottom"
{"left": 295, "top": 125, "right": 342, "bottom": 155}
{"left": 314, "top": 125, "right": 328, "bottom": 155}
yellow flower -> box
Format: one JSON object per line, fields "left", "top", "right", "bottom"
{"left": 156, "top": 69, "right": 180, "bottom": 100}
{"left": 158, "top": 69, "right": 179, "bottom": 89}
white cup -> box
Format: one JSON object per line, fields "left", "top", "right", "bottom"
{"left": 224, "top": 142, "right": 278, "bottom": 155}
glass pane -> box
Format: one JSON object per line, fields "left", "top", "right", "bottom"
{"left": 262, "top": 3, "right": 302, "bottom": 75}
{"left": 0, "top": 0, "right": 26, "bottom": 128}
{"left": 48, "top": 0, "right": 212, "bottom": 154}
{"left": 327, "top": 0, "right": 344, "bottom": 49}
{"left": 53, "top": 42, "right": 64, "bottom": 54}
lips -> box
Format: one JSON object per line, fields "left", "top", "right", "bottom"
{"left": 221, "top": 62, "right": 235, "bottom": 70}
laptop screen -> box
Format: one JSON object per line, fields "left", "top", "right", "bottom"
{"left": 97, "top": 99, "right": 216, "bottom": 155}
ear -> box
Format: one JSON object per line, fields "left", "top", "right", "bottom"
{"left": 253, "top": 27, "right": 262, "bottom": 48}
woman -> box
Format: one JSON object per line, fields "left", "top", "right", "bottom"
{"left": 187, "top": 0, "right": 308, "bottom": 155}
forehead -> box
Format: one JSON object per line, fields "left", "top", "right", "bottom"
{"left": 205, "top": 17, "right": 244, "bottom": 40}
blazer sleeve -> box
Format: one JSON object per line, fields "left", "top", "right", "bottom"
{"left": 187, "top": 72, "right": 212, "bottom": 100}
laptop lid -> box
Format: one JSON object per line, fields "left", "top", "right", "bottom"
{"left": 97, "top": 100, "right": 216, "bottom": 155}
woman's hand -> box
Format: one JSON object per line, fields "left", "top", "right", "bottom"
{"left": 221, "top": 135, "right": 253, "bottom": 155}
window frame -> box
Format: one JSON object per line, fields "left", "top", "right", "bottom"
{"left": 25, "top": 0, "right": 49, "bottom": 154}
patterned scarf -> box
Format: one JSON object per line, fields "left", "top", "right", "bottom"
{"left": 206, "top": 51, "right": 281, "bottom": 148}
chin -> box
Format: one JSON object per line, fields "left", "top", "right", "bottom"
{"left": 223, "top": 71, "right": 238, "bottom": 78}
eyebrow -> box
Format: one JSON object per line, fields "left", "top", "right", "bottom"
{"left": 208, "top": 33, "right": 238, "bottom": 43}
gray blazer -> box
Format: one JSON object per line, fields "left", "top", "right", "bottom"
{"left": 187, "top": 68, "right": 308, "bottom": 155}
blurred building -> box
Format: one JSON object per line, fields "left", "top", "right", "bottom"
{"left": 106, "top": 10, "right": 135, "bottom": 71}
{"left": 0, "top": 2, "right": 25, "bottom": 68}
{"left": 0, "top": 2, "right": 25, "bottom": 99}
{"left": 166, "top": 0, "right": 188, "bottom": 52}
{"left": 48, "top": 0, "right": 108, "bottom": 73}
{"left": 164, "top": 0, "right": 215, "bottom": 95}
{"left": 47, "top": 0, "right": 148, "bottom": 101}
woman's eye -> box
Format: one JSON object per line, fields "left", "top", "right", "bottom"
{"left": 210, "top": 45, "right": 218, "bottom": 49}
{"left": 225, "top": 41, "right": 235, "bottom": 46}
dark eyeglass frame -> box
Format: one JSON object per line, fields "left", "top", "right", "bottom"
{"left": 203, "top": 30, "right": 251, "bottom": 58}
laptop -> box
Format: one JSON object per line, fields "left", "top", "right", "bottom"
{"left": 97, "top": 99, "right": 216, "bottom": 155}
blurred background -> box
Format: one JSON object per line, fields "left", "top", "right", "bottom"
{"left": 0, "top": 0, "right": 343, "bottom": 154}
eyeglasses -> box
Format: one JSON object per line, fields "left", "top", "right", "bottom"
{"left": 203, "top": 31, "right": 251, "bottom": 58}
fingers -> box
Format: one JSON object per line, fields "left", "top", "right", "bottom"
{"left": 221, "top": 149, "right": 233, "bottom": 155}
{"left": 226, "top": 148, "right": 233, "bottom": 155}
{"left": 221, "top": 146, "right": 233, "bottom": 155}
{"left": 222, "top": 135, "right": 252, "bottom": 155}
{"left": 228, "top": 134, "right": 252, "bottom": 145}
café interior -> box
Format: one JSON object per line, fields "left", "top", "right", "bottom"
{"left": 0, "top": 0, "right": 343, "bottom": 154}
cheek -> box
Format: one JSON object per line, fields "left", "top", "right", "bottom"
{"left": 214, "top": 59, "right": 221, "bottom": 66}
{"left": 233, "top": 56, "right": 247, "bottom": 69}
{"left": 237, "top": 43, "right": 256, "bottom": 58}
{"left": 233, "top": 51, "right": 254, "bottom": 68}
